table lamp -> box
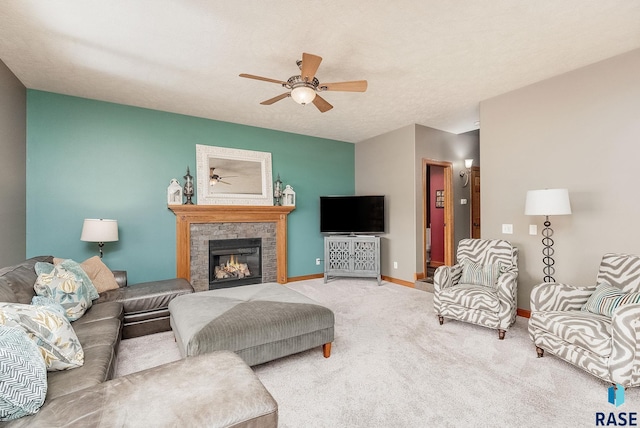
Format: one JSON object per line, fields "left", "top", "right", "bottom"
{"left": 81, "top": 218, "right": 119, "bottom": 258}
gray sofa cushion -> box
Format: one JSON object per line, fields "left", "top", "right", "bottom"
{"left": 96, "top": 278, "right": 193, "bottom": 338}
{"left": 72, "top": 301, "right": 124, "bottom": 326}
{"left": 45, "top": 345, "right": 116, "bottom": 401}
{"left": 44, "top": 303, "right": 124, "bottom": 401}
{"left": 95, "top": 278, "right": 193, "bottom": 313}
{"left": 0, "top": 256, "right": 53, "bottom": 304}
{"left": 5, "top": 351, "right": 278, "bottom": 428}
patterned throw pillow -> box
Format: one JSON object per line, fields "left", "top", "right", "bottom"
{"left": 0, "top": 302, "right": 84, "bottom": 371}
{"left": 582, "top": 281, "right": 640, "bottom": 318}
{"left": 31, "top": 296, "right": 67, "bottom": 316}
{"left": 460, "top": 260, "right": 501, "bottom": 288}
{"left": 38, "top": 260, "right": 99, "bottom": 301}
{"left": 0, "top": 326, "right": 47, "bottom": 421}
{"left": 34, "top": 264, "right": 92, "bottom": 321}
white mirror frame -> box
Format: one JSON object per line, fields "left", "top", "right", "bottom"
{"left": 196, "top": 145, "right": 273, "bottom": 206}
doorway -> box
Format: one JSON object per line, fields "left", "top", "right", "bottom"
{"left": 421, "top": 159, "right": 454, "bottom": 279}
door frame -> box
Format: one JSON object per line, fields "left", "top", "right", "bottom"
{"left": 470, "top": 166, "right": 481, "bottom": 239}
{"left": 421, "top": 158, "right": 454, "bottom": 278}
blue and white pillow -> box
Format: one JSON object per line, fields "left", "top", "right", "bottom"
{"left": 0, "top": 325, "right": 47, "bottom": 421}
{"left": 56, "top": 259, "right": 100, "bottom": 300}
{"left": 0, "top": 302, "right": 84, "bottom": 371}
{"left": 34, "top": 263, "right": 93, "bottom": 320}
{"left": 31, "top": 295, "right": 67, "bottom": 316}
{"left": 582, "top": 281, "right": 640, "bottom": 318}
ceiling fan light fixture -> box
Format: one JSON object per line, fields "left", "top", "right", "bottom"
{"left": 290, "top": 85, "right": 316, "bottom": 105}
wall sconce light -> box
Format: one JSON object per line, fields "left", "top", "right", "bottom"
{"left": 81, "top": 218, "right": 119, "bottom": 258}
{"left": 525, "top": 188, "right": 572, "bottom": 282}
{"left": 459, "top": 159, "right": 473, "bottom": 187}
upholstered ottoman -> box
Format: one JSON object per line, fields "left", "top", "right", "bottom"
{"left": 169, "top": 283, "right": 334, "bottom": 366}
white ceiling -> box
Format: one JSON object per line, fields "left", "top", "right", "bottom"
{"left": 1, "top": 1, "right": 639, "bottom": 143}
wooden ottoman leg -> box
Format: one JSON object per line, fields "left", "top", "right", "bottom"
{"left": 323, "top": 343, "right": 332, "bottom": 358}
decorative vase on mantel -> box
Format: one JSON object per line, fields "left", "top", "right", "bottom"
{"left": 183, "top": 167, "right": 194, "bottom": 205}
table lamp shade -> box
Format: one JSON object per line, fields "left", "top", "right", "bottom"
{"left": 525, "top": 189, "right": 572, "bottom": 216}
{"left": 80, "top": 219, "right": 119, "bottom": 242}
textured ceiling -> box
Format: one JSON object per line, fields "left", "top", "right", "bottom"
{"left": 1, "top": 1, "right": 639, "bottom": 143}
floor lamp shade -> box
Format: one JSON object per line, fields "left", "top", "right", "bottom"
{"left": 525, "top": 189, "right": 572, "bottom": 216}
{"left": 81, "top": 219, "right": 118, "bottom": 257}
{"left": 525, "top": 189, "right": 571, "bottom": 283}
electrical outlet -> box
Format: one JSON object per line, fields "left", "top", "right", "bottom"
{"left": 315, "top": 258, "right": 321, "bottom": 265}
{"left": 393, "top": 261, "right": 398, "bottom": 269}
{"left": 529, "top": 225, "right": 537, "bottom": 235}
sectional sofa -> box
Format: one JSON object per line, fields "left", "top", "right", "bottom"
{"left": 0, "top": 256, "right": 278, "bottom": 427}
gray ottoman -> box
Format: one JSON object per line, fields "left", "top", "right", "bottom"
{"left": 169, "top": 283, "right": 335, "bottom": 366}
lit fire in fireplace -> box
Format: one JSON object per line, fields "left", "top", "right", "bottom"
{"left": 214, "top": 254, "right": 251, "bottom": 280}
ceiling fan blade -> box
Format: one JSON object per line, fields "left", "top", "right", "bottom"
{"left": 319, "top": 80, "right": 368, "bottom": 92}
{"left": 312, "top": 95, "right": 333, "bottom": 113}
{"left": 301, "top": 53, "right": 322, "bottom": 82}
{"left": 260, "top": 93, "right": 291, "bottom": 105}
{"left": 219, "top": 180, "right": 232, "bottom": 185}
{"left": 239, "top": 74, "right": 286, "bottom": 85}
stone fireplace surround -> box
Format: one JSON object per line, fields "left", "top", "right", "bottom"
{"left": 194, "top": 225, "right": 272, "bottom": 292}
{"left": 168, "top": 205, "right": 295, "bottom": 292}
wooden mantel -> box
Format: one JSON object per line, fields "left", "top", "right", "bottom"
{"left": 168, "top": 205, "right": 295, "bottom": 284}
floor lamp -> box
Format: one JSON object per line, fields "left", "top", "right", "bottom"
{"left": 525, "top": 189, "right": 572, "bottom": 282}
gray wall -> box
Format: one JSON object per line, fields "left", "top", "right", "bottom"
{"left": 0, "top": 60, "right": 26, "bottom": 266}
{"left": 480, "top": 48, "right": 640, "bottom": 310}
{"left": 356, "top": 124, "right": 416, "bottom": 281}
{"left": 356, "top": 124, "right": 480, "bottom": 283}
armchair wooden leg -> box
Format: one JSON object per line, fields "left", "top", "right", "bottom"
{"left": 437, "top": 315, "right": 444, "bottom": 325}
{"left": 498, "top": 329, "right": 506, "bottom": 340}
{"left": 536, "top": 347, "right": 544, "bottom": 358}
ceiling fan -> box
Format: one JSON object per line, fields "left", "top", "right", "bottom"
{"left": 209, "top": 168, "right": 236, "bottom": 186}
{"left": 239, "top": 52, "right": 367, "bottom": 113}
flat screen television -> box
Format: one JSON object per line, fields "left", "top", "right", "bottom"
{"left": 320, "top": 195, "right": 385, "bottom": 235}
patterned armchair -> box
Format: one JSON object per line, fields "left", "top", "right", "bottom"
{"left": 528, "top": 253, "right": 640, "bottom": 387}
{"left": 433, "top": 239, "right": 519, "bottom": 340}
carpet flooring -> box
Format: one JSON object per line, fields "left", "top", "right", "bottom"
{"left": 116, "top": 278, "right": 639, "bottom": 427}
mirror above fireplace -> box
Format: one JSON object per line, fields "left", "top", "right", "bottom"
{"left": 196, "top": 144, "right": 273, "bottom": 206}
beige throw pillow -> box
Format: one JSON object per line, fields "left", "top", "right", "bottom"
{"left": 80, "top": 257, "right": 120, "bottom": 293}
{"left": 53, "top": 256, "right": 120, "bottom": 293}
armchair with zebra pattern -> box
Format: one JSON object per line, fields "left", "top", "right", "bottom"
{"left": 529, "top": 253, "right": 640, "bottom": 387}
{"left": 433, "top": 239, "right": 519, "bottom": 340}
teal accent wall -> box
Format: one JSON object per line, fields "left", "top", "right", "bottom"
{"left": 26, "top": 91, "right": 354, "bottom": 284}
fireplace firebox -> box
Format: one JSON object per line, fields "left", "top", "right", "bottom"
{"left": 209, "top": 238, "right": 262, "bottom": 289}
